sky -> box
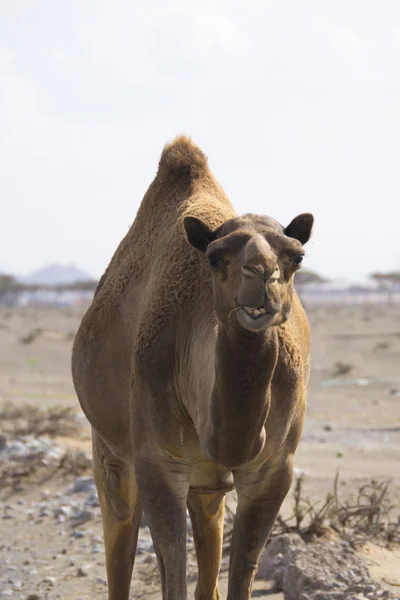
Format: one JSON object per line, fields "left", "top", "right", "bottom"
{"left": 1, "top": 1, "right": 400, "bottom": 282}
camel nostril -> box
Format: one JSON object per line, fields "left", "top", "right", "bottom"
{"left": 241, "top": 264, "right": 266, "bottom": 279}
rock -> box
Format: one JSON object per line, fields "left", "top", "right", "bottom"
{"left": 70, "top": 509, "right": 92, "bottom": 523}
{"left": 257, "top": 533, "right": 305, "bottom": 585}
{"left": 364, "top": 586, "right": 376, "bottom": 595}
{"left": 85, "top": 493, "right": 100, "bottom": 507}
{"left": 256, "top": 535, "right": 396, "bottom": 600}
{"left": 77, "top": 567, "right": 88, "bottom": 577}
{"left": 53, "top": 506, "right": 71, "bottom": 518}
{"left": 71, "top": 530, "right": 84, "bottom": 539}
{"left": 71, "top": 477, "right": 95, "bottom": 494}
{"left": 0, "top": 434, "right": 7, "bottom": 451}
{"left": 389, "top": 388, "right": 400, "bottom": 397}
{"left": 26, "top": 595, "right": 41, "bottom": 600}
{"left": 42, "top": 576, "right": 56, "bottom": 585}
{"left": 92, "top": 544, "right": 104, "bottom": 554}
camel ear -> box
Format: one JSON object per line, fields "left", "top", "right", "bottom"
{"left": 284, "top": 213, "right": 314, "bottom": 245}
{"left": 183, "top": 216, "right": 216, "bottom": 253}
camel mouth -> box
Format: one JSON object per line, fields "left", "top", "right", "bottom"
{"left": 237, "top": 306, "right": 277, "bottom": 331}
{"left": 243, "top": 306, "right": 267, "bottom": 319}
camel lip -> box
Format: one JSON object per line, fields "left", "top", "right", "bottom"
{"left": 236, "top": 306, "right": 277, "bottom": 331}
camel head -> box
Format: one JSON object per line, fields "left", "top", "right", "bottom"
{"left": 183, "top": 212, "right": 313, "bottom": 332}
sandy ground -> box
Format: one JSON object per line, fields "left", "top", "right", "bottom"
{"left": 0, "top": 303, "right": 399, "bottom": 599}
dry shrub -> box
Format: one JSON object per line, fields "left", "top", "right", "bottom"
{"left": 0, "top": 447, "right": 92, "bottom": 498}
{"left": 19, "top": 328, "right": 43, "bottom": 344}
{"left": 273, "top": 473, "right": 400, "bottom": 548}
{"left": 58, "top": 449, "right": 92, "bottom": 475}
{"left": 223, "top": 473, "right": 400, "bottom": 551}
{"left": 332, "top": 361, "right": 354, "bottom": 376}
{"left": 0, "top": 403, "right": 81, "bottom": 437}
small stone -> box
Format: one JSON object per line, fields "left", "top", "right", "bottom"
{"left": 53, "top": 506, "right": 71, "bottom": 518}
{"left": 71, "top": 530, "right": 84, "bottom": 539}
{"left": 42, "top": 576, "right": 56, "bottom": 585}
{"left": 77, "top": 567, "right": 88, "bottom": 577}
{"left": 143, "top": 554, "right": 156, "bottom": 564}
{"left": 2, "top": 590, "right": 13, "bottom": 597}
{"left": 70, "top": 509, "right": 92, "bottom": 523}
{"left": 0, "top": 434, "right": 7, "bottom": 450}
{"left": 71, "top": 477, "right": 95, "bottom": 493}
{"left": 85, "top": 494, "right": 100, "bottom": 507}
{"left": 26, "top": 595, "right": 41, "bottom": 600}
{"left": 95, "top": 577, "right": 107, "bottom": 585}
{"left": 92, "top": 544, "right": 104, "bottom": 554}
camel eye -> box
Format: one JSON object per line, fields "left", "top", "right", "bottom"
{"left": 294, "top": 254, "right": 304, "bottom": 265}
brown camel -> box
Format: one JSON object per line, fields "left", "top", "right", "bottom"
{"left": 72, "top": 136, "right": 313, "bottom": 600}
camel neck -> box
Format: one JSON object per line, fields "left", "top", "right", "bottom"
{"left": 204, "top": 324, "right": 278, "bottom": 469}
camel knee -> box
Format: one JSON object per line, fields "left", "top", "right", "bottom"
{"left": 99, "top": 462, "right": 135, "bottom": 521}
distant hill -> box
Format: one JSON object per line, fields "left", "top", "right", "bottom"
{"left": 20, "top": 264, "right": 94, "bottom": 286}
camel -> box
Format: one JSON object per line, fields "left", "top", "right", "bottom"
{"left": 72, "top": 136, "right": 313, "bottom": 600}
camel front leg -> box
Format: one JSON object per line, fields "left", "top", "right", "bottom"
{"left": 187, "top": 490, "right": 225, "bottom": 600}
{"left": 227, "top": 455, "right": 294, "bottom": 600}
{"left": 93, "top": 431, "right": 142, "bottom": 600}
{"left": 135, "top": 457, "right": 191, "bottom": 600}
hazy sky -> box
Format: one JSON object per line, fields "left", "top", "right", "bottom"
{"left": 1, "top": 1, "right": 400, "bottom": 282}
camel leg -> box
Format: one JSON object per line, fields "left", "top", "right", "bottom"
{"left": 227, "top": 455, "right": 294, "bottom": 600}
{"left": 187, "top": 491, "right": 225, "bottom": 600}
{"left": 135, "top": 457, "right": 191, "bottom": 600}
{"left": 92, "top": 431, "right": 142, "bottom": 600}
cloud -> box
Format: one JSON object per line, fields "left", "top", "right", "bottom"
{"left": 48, "top": 45, "right": 69, "bottom": 63}
{"left": 313, "top": 16, "right": 375, "bottom": 78}
{"left": 76, "top": 0, "right": 252, "bottom": 85}
{"left": 171, "top": 0, "right": 252, "bottom": 57}
{"left": 0, "top": 45, "right": 41, "bottom": 126}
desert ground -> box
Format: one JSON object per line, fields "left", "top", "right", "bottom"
{"left": 0, "top": 302, "right": 399, "bottom": 599}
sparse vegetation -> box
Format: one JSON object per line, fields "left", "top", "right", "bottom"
{"left": 332, "top": 360, "right": 354, "bottom": 376}
{"left": 224, "top": 473, "right": 400, "bottom": 552}
{"left": 370, "top": 271, "right": 400, "bottom": 305}
{"left": 273, "top": 473, "right": 400, "bottom": 548}
{"left": 0, "top": 403, "right": 81, "bottom": 437}
{"left": 294, "top": 269, "right": 328, "bottom": 286}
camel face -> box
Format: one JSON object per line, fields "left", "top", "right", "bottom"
{"left": 184, "top": 212, "right": 313, "bottom": 332}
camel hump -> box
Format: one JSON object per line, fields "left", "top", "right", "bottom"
{"left": 158, "top": 135, "right": 208, "bottom": 179}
